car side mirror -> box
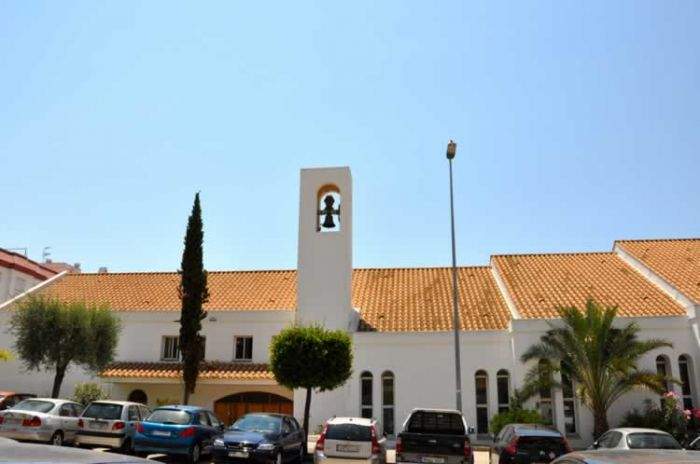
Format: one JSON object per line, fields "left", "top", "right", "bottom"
{"left": 592, "top": 441, "right": 599, "bottom": 449}
{"left": 467, "top": 427, "right": 475, "bottom": 435}
{"left": 219, "top": 424, "right": 225, "bottom": 432}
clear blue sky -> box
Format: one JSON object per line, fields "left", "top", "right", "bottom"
{"left": 1, "top": 1, "right": 698, "bottom": 273}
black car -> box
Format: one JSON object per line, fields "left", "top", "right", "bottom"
{"left": 490, "top": 424, "right": 571, "bottom": 464}
{"left": 212, "top": 413, "right": 305, "bottom": 464}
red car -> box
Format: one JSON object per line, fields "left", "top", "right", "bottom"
{"left": 0, "top": 392, "right": 36, "bottom": 411}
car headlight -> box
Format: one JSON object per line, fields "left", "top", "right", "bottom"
{"left": 214, "top": 438, "right": 225, "bottom": 447}
{"left": 257, "top": 442, "right": 276, "bottom": 451}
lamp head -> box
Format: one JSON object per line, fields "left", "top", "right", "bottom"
{"left": 446, "top": 140, "right": 457, "bottom": 159}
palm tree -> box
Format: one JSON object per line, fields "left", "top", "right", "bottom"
{"left": 520, "top": 299, "right": 672, "bottom": 438}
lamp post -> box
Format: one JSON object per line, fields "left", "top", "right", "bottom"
{"left": 446, "top": 140, "right": 463, "bottom": 413}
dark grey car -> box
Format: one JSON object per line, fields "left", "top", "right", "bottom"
{"left": 0, "top": 435, "right": 151, "bottom": 463}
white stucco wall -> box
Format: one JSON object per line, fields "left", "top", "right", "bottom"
{"left": 0, "top": 308, "right": 294, "bottom": 399}
{"left": 0, "top": 268, "right": 43, "bottom": 306}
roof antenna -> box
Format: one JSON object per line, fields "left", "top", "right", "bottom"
{"left": 42, "top": 246, "right": 52, "bottom": 262}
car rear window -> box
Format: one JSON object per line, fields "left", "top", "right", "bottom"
{"left": 326, "top": 423, "right": 372, "bottom": 441}
{"left": 406, "top": 411, "right": 465, "bottom": 434}
{"left": 12, "top": 400, "right": 54, "bottom": 413}
{"left": 516, "top": 436, "right": 567, "bottom": 454}
{"left": 147, "top": 409, "right": 192, "bottom": 425}
{"left": 83, "top": 403, "right": 123, "bottom": 420}
{"left": 627, "top": 433, "right": 682, "bottom": 450}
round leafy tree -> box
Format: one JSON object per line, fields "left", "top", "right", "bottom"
{"left": 270, "top": 325, "right": 352, "bottom": 447}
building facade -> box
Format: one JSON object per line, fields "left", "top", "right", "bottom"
{"left": 0, "top": 248, "right": 57, "bottom": 304}
{"left": 0, "top": 167, "right": 698, "bottom": 447}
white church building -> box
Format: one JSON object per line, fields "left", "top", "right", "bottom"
{"left": 1, "top": 167, "right": 699, "bottom": 447}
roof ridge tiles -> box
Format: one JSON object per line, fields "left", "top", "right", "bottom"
{"left": 492, "top": 251, "right": 613, "bottom": 258}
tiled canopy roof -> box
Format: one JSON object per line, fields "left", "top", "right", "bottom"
{"left": 100, "top": 361, "right": 273, "bottom": 380}
{"left": 353, "top": 267, "right": 510, "bottom": 331}
{"left": 0, "top": 248, "right": 57, "bottom": 280}
{"left": 616, "top": 238, "right": 700, "bottom": 304}
{"left": 492, "top": 252, "right": 686, "bottom": 319}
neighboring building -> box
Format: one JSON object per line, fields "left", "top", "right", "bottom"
{"left": 0, "top": 248, "right": 58, "bottom": 304}
{"left": 41, "top": 260, "right": 82, "bottom": 274}
{"left": 0, "top": 167, "right": 698, "bottom": 447}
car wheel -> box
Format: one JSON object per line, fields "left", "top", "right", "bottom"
{"left": 297, "top": 444, "right": 305, "bottom": 463}
{"left": 120, "top": 437, "right": 133, "bottom": 454}
{"left": 189, "top": 442, "right": 201, "bottom": 463}
{"left": 50, "top": 431, "right": 64, "bottom": 446}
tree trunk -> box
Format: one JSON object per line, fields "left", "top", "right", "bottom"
{"left": 51, "top": 364, "right": 67, "bottom": 399}
{"left": 303, "top": 387, "right": 312, "bottom": 454}
{"left": 593, "top": 407, "right": 609, "bottom": 439}
{"left": 183, "top": 384, "right": 190, "bottom": 405}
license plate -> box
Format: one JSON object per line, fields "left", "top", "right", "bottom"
{"left": 229, "top": 451, "right": 249, "bottom": 458}
{"left": 152, "top": 430, "right": 171, "bottom": 437}
{"left": 421, "top": 457, "right": 445, "bottom": 464}
{"left": 337, "top": 444, "right": 360, "bottom": 452}
{"left": 91, "top": 422, "right": 108, "bottom": 430}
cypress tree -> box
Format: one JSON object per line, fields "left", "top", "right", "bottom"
{"left": 178, "top": 192, "right": 209, "bottom": 405}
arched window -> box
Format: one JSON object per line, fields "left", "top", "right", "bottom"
{"left": 679, "top": 355, "right": 695, "bottom": 409}
{"left": 381, "top": 371, "right": 395, "bottom": 435}
{"left": 475, "top": 370, "right": 489, "bottom": 434}
{"left": 538, "top": 360, "right": 554, "bottom": 425}
{"left": 317, "top": 185, "right": 341, "bottom": 232}
{"left": 360, "top": 371, "right": 373, "bottom": 419}
{"left": 496, "top": 370, "right": 510, "bottom": 413}
{"left": 127, "top": 389, "right": 148, "bottom": 405}
{"left": 656, "top": 355, "right": 671, "bottom": 392}
{"left": 561, "top": 363, "right": 577, "bottom": 435}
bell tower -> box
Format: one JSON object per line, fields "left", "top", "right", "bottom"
{"left": 296, "top": 167, "right": 354, "bottom": 331}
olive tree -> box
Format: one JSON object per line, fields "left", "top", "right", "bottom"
{"left": 270, "top": 325, "right": 352, "bottom": 449}
{"left": 10, "top": 296, "right": 121, "bottom": 398}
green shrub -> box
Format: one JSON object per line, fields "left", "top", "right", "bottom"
{"left": 620, "top": 393, "right": 688, "bottom": 443}
{"left": 490, "top": 408, "right": 545, "bottom": 435}
{"left": 72, "top": 382, "right": 108, "bottom": 406}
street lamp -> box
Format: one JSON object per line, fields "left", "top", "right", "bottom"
{"left": 446, "top": 140, "right": 463, "bottom": 413}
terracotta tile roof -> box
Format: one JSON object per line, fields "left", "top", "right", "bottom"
{"left": 616, "top": 238, "right": 700, "bottom": 304}
{"left": 40, "top": 271, "right": 297, "bottom": 311}
{"left": 0, "top": 248, "right": 57, "bottom": 280}
{"left": 353, "top": 267, "right": 511, "bottom": 332}
{"left": 492, "top": 252, "right": 686, "bottom": 319}
{"left": 36, "top": 267, "right": 511, "bottom": 332}
{"left": 100, "top": 361, "right": 273, "bottom": 380}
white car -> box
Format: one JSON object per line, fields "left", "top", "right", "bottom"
{"left": 591, "top": 428, "right": 683, "bottom": 451}
{"left": 314, "top": 417, "right": 387, "bottom": 464}
{"left": 75, "top": 400, "right": 151, "bottom": 452}
{"left": 0, "top": 397, "right": 83, "bottom": 446}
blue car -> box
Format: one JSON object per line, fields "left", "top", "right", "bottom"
{"left": 133, "top": 405, "right": 224, "bottom": 463}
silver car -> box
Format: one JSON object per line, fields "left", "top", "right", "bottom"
{"left": 0, "top": 397, "right": 83, "bottom": 445}
{"left": 314, "top": 417, "right": 387, "bottom": 464}
{"left": 553, "top": 450, "right": 700, "bottom": 464}
{"left": 75, "top": 400, "right": 151, "bottom": 452}
{"left": 590, "top": 428, "right": 683, "bottom": 451}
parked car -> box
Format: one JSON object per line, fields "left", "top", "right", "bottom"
{"left": 0, "top": 433, "right": 152, "bottom": 463}
{"left": 0, "top": 392, "right": 36, "bottom": 411}
{"left": 212, "top": 412, "right": 305, "bottom": 464}
{"left": 75, "top": 400, "right": 151, "bottom": 452}
{"left": 133, "top": 404, "right": 223, "bottom": 463}
{"left": 314, "top": 417, "right": 386, "bottom": 464}
{"left": 552, "top": 450, "right": 700, "bottom": 464}
{"left": 396, "top": 408, "right": 474, "bottom": 464}
{"left": 490, "top": 423, "right": 571, "bottom": 464}
{"left": 590, "top": 428, "right": 683, "bottom": 451}
{"left": 0, "top": 397, "right": 83, "bottom": 446}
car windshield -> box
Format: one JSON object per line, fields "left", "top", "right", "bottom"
{"left": 326, "top": 423, "right": 372, "bottom": 442}
{"left": 627, "top": 433, "right": 682, "bottom": 450}
{"left": 83, "top": 403, "right": 123, "bottom": 420}
{"left": 406, "top": 411, "right": 465, "bottom": 435}
{"left": 146, "top": 409, "right": 192, "bottom": 425}
{"left": 12, "top": 400, "right": 55, "bottom": 413}
{"left": 230, "top": 415, "right": 281, "bottom": 433}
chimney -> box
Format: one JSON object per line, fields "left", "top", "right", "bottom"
{"left": 98, "top": 267, "right": 108, "bottom": 274}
